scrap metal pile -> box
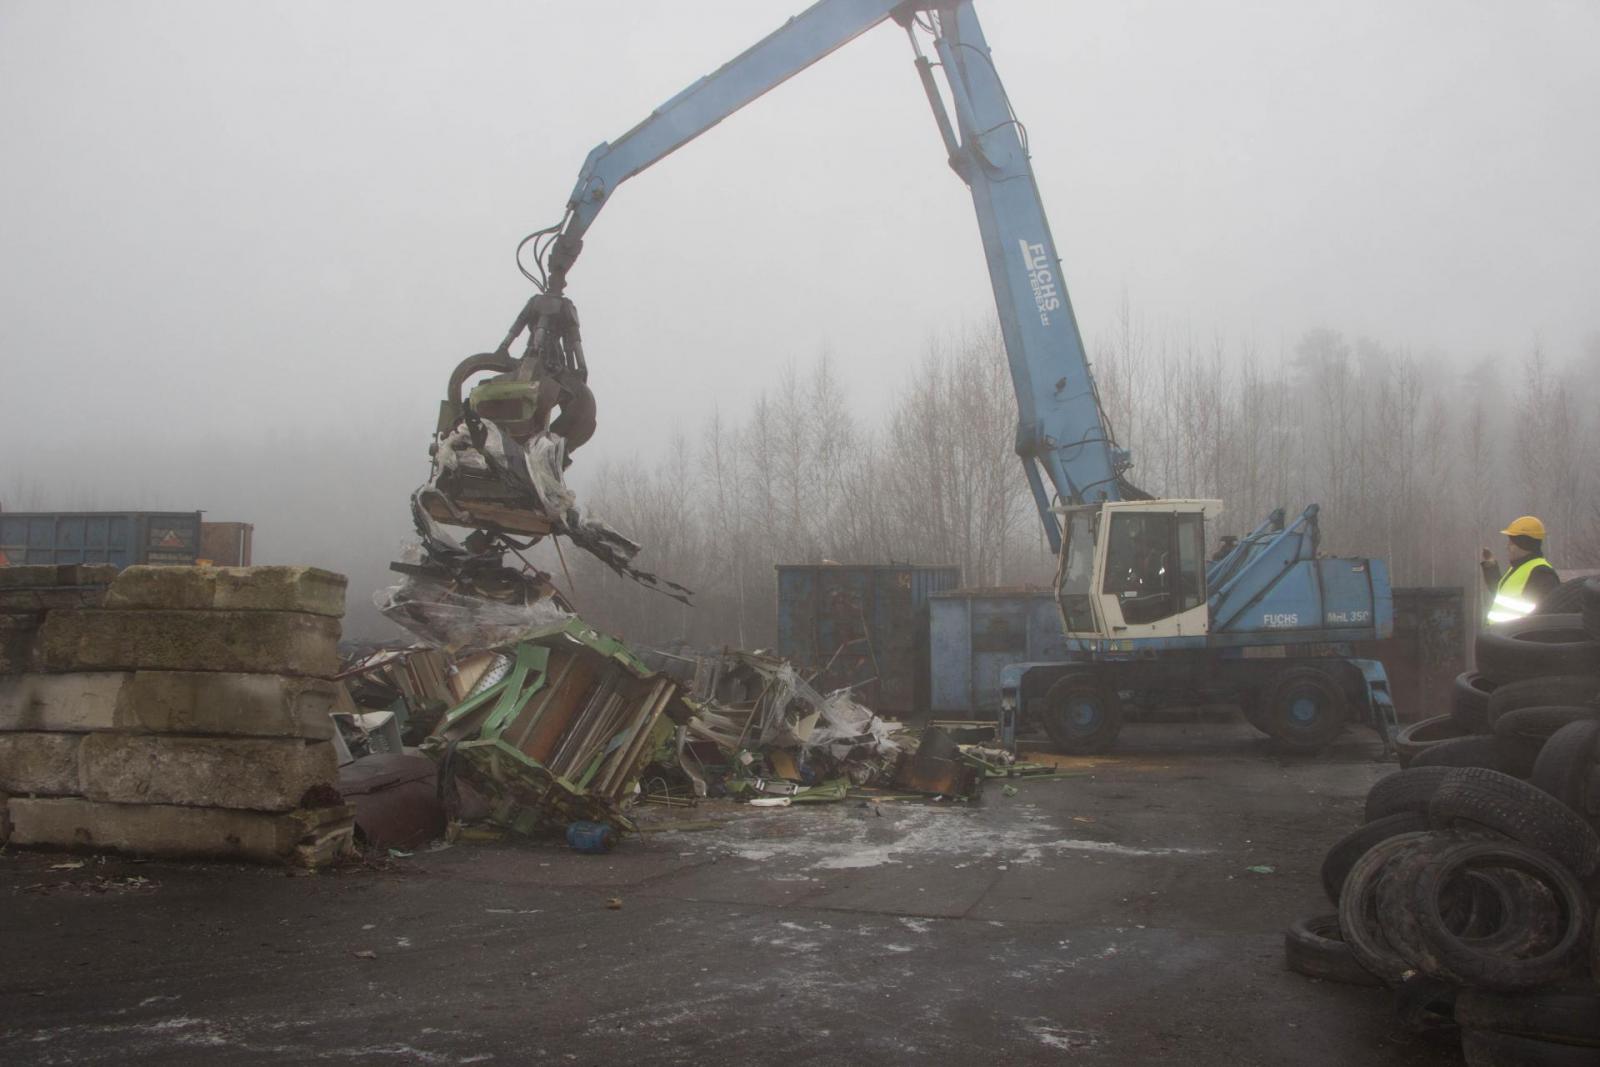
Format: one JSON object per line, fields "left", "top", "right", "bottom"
{"left": 329, "top": 622, "right": 1081, "bottom": 852}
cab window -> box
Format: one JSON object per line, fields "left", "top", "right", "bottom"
{"left": 1102, "top": 512, "right": 1175, "bottom": 624}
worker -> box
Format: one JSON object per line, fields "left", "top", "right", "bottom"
{"left": 1481, "top": 515, "right": 1560, "bottom": 624}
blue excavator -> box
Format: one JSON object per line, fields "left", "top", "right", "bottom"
{"left": 435, "top": 0, "right": 1399, "bottom": 756}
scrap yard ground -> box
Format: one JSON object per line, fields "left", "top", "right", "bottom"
{"left": 1, "top": 723, "right": 1454, "bottom": 1066}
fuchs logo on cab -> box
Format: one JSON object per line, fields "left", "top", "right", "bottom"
{"left": 1018, "top": 239, "right": 1061, "bottom": 325}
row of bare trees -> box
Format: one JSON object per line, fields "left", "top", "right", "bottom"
{"left": 543, "top": 318, "right": 1600, "bottom": 650}
{"left": 544, "top": 323, "right": 1039, "bottom": 649}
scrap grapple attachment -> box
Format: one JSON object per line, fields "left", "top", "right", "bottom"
{"left": 384, "top": 296, "right": 689, "bottom": 646}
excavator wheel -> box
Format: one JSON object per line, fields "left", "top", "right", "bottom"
{"left": 1261, "top": 666, "right": 1348, "bottom": 753}
{"left": 1041, "top": 674, "right": 1123, "bottom": 755}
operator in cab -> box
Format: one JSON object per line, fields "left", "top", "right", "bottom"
{"left": 1481, "top": 515, "right": 1560, "bottom": 624}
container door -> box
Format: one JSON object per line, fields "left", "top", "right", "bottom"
{"left": 927, "top": 598, "right": 971, "bottom": 714}
{"left": 970, "top": 597, "right": 1030, "bottom": 714}
{"left": 873, "top": 569, "right": 917, "bottom": 713}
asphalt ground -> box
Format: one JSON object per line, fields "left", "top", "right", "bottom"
{"left": 0, "top": 721, "right": 1462, "bottom": 1066}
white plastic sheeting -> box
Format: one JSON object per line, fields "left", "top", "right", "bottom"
{"left": 374, "top": 562, "right": 572, "bottom": 651}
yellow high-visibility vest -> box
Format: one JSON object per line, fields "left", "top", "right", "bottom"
{"left": 1486, "top": 557, "right": 1554, "bottom": 624}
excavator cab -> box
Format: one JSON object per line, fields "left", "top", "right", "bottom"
{"left": 1055, "top": 500, "right": 1222, "bottom": 641}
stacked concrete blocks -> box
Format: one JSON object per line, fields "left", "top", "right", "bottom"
{"left": 0, "top": 564, "right": 354, "bottom": 866}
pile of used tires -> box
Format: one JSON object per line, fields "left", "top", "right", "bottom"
{"left": 1396, "top": 580, "right": 1600, "bottom": 776}
{"left": 1286, "top": 583, "right": 1600, "bottom": 1063}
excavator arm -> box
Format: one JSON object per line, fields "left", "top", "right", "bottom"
{"left": 543, "top": 0, "right": 907, "bottom": 294}
{"left": 509, "top": 0, "right": 1141, "bottom": 552}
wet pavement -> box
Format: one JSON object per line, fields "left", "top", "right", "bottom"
{"left": 0, "top": 721, "right": 1460, "bottom": 1065}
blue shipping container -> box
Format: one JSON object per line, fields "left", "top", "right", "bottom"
{"left": 928, "top": 588, "right": 1068, "bottom": 715}
{"left": 776, "top": 564, "right": 961, "bottom": 714}
{"left": 0, "top": 511, "right": 202, "bottom": 568}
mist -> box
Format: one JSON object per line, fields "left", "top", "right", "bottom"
{"left": 3, "top": 0, "right": 1597, "bottom": 641}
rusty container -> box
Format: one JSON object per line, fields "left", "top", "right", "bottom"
{"left": 775, "top": 564, "right": 961, "bottom": 715}
{"left": 198, "top": 521, "right": 254, "bottom": 566}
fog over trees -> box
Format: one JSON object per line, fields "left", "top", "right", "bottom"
{"left": 5, "top": 309, "right": 1594, "bottom": 648}
{"left": 536, "top": 315, "right": 1600, "bottom": 652}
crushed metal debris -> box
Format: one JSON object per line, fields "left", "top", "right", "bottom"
{"left": 328, "top": 619, "right": 1070, "bottom": 856}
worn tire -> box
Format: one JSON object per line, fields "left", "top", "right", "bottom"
{"left": 1409, "top": 735, "right": 1540, "bottom": 778}
{"left": 1381, "top": 845, "right": 1563, "bottom": 969}
{"left": 1367, "top": 767, "right": 1460, "bottom": 822}
{"left": 1454, "top": 672, "right": 1499, "bottom": 733}
{"left": 1583, "top": 578, "right": 1600, "bottom": 642}
{"left": 1531, "top": 721, "right": 1600, "bottom": 820}
{"left": 1460, "top": 1028, "right": 1600, "bottom": 1066}
{"left": 1397, "top": 715, "right": 1471, "bottom": 769}
{"left": 1413, "top": 736, "right": 1520, "bottom": 774}
{"left": 1457, "top": 871, "right": 1561, "bottom": 951}
{"left": 1283, "top": 914, "right": 1384, "bottom": 986}
{"left": 1338, "top": 830, "right": 1437, "bottom": 984}
{"left": 1488, "top": 676, "right": 1600, "bottom": 727}
{"left": 1428, "top": 767, "right": 1600, "bottom": 878}
{"left": 1457, "top": 987, "right": 1600, "bottom": 1048}
{"left": 1261, "top": 666, "right": 1348, "bottom": 752}
{"left": 1495, "top": 706, "right": 1600, "bottom": 744}
{"left": 1476, "top": 615, "right": 1600, "bottom": 685}
{"left": 1535, "top": 578, "right": 1592, "bottom": 616}
{"left": 1041, "top": 675, "right": 1123, "bottom": 755}
{"left": 1322, "top": 811, "right": 1432, "bottom": 903}
{"left": 1407, "top": 840, "right": 1592, "bottom": 992}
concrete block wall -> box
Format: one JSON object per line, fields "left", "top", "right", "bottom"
{"left": 0, "top": 564, "right": 354, "bottom": 867}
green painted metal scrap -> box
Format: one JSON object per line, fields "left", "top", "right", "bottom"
{"left": 425, "top": 618, "right": 684, "bottom": 836}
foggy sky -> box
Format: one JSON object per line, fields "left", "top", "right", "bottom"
{"left": 2, "top": 0, "right": 1597, "bottom": 626}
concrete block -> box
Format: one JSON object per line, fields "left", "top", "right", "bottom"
{"left": 105, "top": 566, "right": 346, "bottom": 618}
{"left": 0, "top": 587, "right": 108, "bottom": 612}
{"left": 38, "top": 609, "right": 341, "bottom": 676}
{"left": 0, "top": 673, "right": 126, "bottom": 732}
{"left": 0, "top": 564, "right": 118, "bottom": 590}
{"left": 77, "top": 734, "right": 337, "bottom": 811}
{"left": 0, "top": 672, "right": 337, "bottom": 739}
{"left": 0, "top": 614, "right": 41, "bottom": 674}
{"left": 6, "top": 797, "right": 356, "bottom": 866}
{"left": 0, "top": 733, "right": 83, "bottom": 795}
{"left": 0, "top": 792, "right": 10, "bottom": 843}
{"left": 120, "top": 672, "right": 339, "bottom": 739}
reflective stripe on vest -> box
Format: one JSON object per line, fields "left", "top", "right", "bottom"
{"left": 1486, "top": 557, "right": 1553, "bottom": 624}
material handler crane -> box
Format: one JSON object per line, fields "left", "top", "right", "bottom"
{"left": 445, "top": 0, "right": 1399, "bottom": 755}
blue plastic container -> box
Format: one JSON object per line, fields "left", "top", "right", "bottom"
{"left": 565, "top": 820, "right": 616, "bottom": 854}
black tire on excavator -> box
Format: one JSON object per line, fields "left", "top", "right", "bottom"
{"left": 1041, "top": 674, "right": 1124, "bottom": 755}
{"left": 1260, "top": 666, "right": 1349, "bottom": 753}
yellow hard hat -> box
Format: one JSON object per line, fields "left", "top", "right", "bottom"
{"left": 1501, "top": 515, "right": 1547, "bottom": 540}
